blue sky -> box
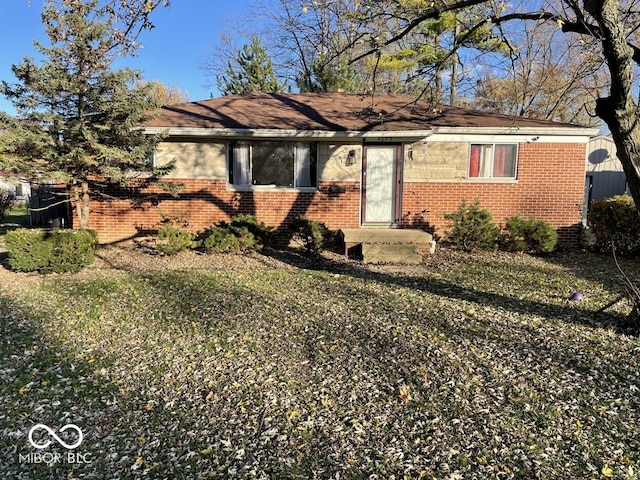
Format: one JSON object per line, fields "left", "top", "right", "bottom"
{"left": 0, "top": 0, "right": 251, "bottom": 114}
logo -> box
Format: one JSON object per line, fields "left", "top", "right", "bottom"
{"left": 28, "top": 424, "right": 83, "bottom": 450}
{"left": 20, "top": 423, "right": 91, "bottom": 465}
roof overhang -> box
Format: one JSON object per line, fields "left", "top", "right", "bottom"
{"left": 142, "top": 126, "right": 434, "bottom": 141}
{"left": 143, "top": 125, "right": 600, "bottom": 143}
{"left": 426, "top": 126, "right": 600, "bottom": 143}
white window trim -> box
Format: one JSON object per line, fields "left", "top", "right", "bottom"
{"left": 468, "top": 142, "right": 519, "bottom": 180}
{"left": 227, "top": 140, "right": 319, "bottom": 191}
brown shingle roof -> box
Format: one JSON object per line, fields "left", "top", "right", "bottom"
{"left": 143, "top": 92, "right": 585, "bottom": 132}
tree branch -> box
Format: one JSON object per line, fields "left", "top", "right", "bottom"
{"left": 350, "top": 0, "right": 490, "bottom": 64}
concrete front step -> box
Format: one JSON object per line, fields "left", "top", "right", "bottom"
{"left": 362, "top": 243, "right": 418, "bottom": 256}
{"left": 342, "top": 228, "right": 432, "bottom": 245}
{"left": 362, "top": 243, "right": 423, "bottom": 265}
{"left": 363, "top": 252, "right": 424, "bottom": 265}
{"left": 342, "top": 228, "right": 434, "bottom": 264}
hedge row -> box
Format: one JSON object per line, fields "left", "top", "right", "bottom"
{"left": 5, "top": 229, "right": 98, "bottom": 273}
{"left": 155, "top": 214, "right": 338, "bottom": 256}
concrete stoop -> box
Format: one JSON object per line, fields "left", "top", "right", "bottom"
{"left": 341, "top": 228, "right": 434, "bottom": 265}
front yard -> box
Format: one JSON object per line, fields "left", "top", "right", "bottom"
{"left": 1, "top": 247, "right": 639, "bottom": 479}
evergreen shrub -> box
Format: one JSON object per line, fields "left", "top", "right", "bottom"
{"left": 6, "top": 228, "right": 98, "bottom": 273}
{"left": 155, "top": 211, "right": 200, "bottom": 255}
{"left": 588, "top": 195, "right": 640, "bottom": 255}
{"left": 501, "top": 214, "right": 558, "bottom": 254}
{"left": 444, "top": 199, "right": 500, "bottom": 251}
{"left": 201, "top": 215, "right": 270, "bottom": 254}
{"left": 290, "top": 215, "right": 338, "bottom": 254}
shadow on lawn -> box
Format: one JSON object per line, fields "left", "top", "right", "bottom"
{"left": 261, "top": 248, "right": 638, "bottom": 335}
{"left": 3, "top": 258, "right": 640, "bottom": 478}
{"left": 0, "top": 291, "right": 117, "bottom": 478}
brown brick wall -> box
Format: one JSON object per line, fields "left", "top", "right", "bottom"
{"left": 84, "top": 180, "right": 361, "bottom": 244}
{"left": 401, "top": 142, "right": 586, "bottom": 244}
{"left": 85, "top": 141, "right": 586, "bottom": 246}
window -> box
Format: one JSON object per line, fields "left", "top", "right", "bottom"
{"left": 469, "top": 144, "right": 517, "bottom": 179}
{"left": 229, "top": 141, "right": 318, "bottom": 188}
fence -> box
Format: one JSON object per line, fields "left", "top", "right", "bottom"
{"left": 28, "top": 183, "right": 71, "bottom": 227}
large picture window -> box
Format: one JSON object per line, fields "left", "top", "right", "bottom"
{"left": 469, "top": 144, "right": 517, "bottom": 179}
{"left": 229, "top": 141, "right": 318, "bottom": 188}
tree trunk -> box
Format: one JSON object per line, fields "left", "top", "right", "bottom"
{"left": 585, "top": 0, "right": 640, "bottom": 327}
{"left": 585, "top": 0, "right": 640, "bottom": 210}
{"left": 450, "top": 21, "right": 460, "bottom": 106}
{"left": 74, "top": 182, "right": 91, "bottom": 230}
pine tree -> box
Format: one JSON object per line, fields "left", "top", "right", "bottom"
{"left": 0, "top": 0, "right": 171, "bottom": 229}
{"left": 217, "top": 37, "right": 287, "bottom": 95}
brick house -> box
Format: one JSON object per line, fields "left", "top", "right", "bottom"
{"left": 87, "top": 92, "right": 598, "bottom": 245}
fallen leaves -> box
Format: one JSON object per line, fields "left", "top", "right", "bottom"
{"left": 1, "top": 248, "right": 639, "bottom": 478}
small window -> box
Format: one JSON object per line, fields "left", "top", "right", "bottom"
{"left": 229, "top": 141, "right": 318, "bottom": 188}
{"left": 469, "top": 144, "right": 517, "bottom": 179}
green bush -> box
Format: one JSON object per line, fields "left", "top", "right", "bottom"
{"left": 5, "top": 228, "right": 98, "bottom": 273}
{"left": 501, "top": 215, "right": 558, "bottom": 254}
{"left": 202, "top": 223, "right": 243, "bottom": 253}
{"left": 227, "top": 214, "right": 272, "bottom": 246}
{"left": 290, "top": 215, "right": 338, "bottom": 254}
{"left": 201, "top": 215, "right": 269, "bottom": 254}
{"left": 444, "top": 199, "right": 500, "bottom": 251}
{"left": 588, "top": 195, "right": 640, "bottom": 255}
{"left": 154, "top": 211, "right": 200, "bottom": 255}
{"left": 156, "top": 223, "right": 200, "bottom": 255}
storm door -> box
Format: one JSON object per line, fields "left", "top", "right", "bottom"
{"left": 361, "top": 145, "right": 402, "bottom": 225}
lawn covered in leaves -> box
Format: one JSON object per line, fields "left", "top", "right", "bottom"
{"left": 1, "top": 248, "right": 639, "bottom": 479}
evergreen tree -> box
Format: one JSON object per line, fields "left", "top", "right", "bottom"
{"left": 0, "top": 0, "right": 171, "bottom": 229}
{"left": 217, "top": 36, "right": 287, "bottom": 95}
{"left": 296, "top": 54, "right": 362, "bottom": 93}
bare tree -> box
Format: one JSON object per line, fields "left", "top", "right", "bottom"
{"left": 340, "top": 0, "right": 640, "bottom": 212}
{"left": 143, "top": 80, "right": 190, "bottom": 105}
{"left": 201, "top": 0, "right": 370, "bottom": 94}
{"left": 472, "top": 20, "right": 606, "bottom": 125}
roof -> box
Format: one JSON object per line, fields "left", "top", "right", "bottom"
{"left": 142, "top": 92, "right": 594, "bottom": 136}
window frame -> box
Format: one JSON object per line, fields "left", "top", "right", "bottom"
{"left": 468, "top": 143, "right": 518, "bottom": 180}
{"left": 228, "top": 140, "right": 319, "bottom": 190}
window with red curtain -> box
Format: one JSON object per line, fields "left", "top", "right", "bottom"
{"left": 469, "top": 144, "right": 517, "bottom": 178}
{"left": 469, "top": 145, "right": 481, "bottom": 177}
{"left": 493, "top": 145, "right": 507, "bottom": 177}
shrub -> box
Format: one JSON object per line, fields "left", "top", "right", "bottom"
{"left": 444, "top": 199, "right": 500, "bottom": 251}
{"left": 227, "top": 214, "right": 272, "bottom": 246}
{"left": 5, "top": 228, "right": 98, "bottom": 273}
{"left": 156, "top": 224, "right": 200, "bottom": 255}
{"left": 202, "top": 223, "right": 243, "bottom": 254}
{"left": 0, "top": 188, "right": 16, "bottom": 220}
{"left": 155, "top": 211, "right": 200, "bottom": 255}
{"left": 501, "top": 215, "right": 558, "bottom": 254}
{"left": 290, "top": 216, "right": 338, "bottom": 254}
{"left": 201, "top": 215, "right": 269, "bottom": 254}
{"left": 588, "top": 195, "right": 640, "bottom": 255}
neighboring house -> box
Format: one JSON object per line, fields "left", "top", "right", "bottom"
{"left": 86, "top": 92, "right": 598, "bottom": 245}
{"left": 0, "top": 176, "right": 31, "bottom": 200}
{"left": 585, "top": 135, "right": 628, "bottom": 215}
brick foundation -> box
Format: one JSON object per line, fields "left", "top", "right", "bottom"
{"left": 82, "top": 180, "right": 361, "bottom": 244}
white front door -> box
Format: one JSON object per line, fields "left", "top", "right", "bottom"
{"left": 362, "top": 145, "right": 400, "bottom": 225}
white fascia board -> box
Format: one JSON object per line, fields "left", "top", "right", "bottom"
{"left": 426, "top": 126, "right": 600, "bottom": 144}
{"left": 142, "top": 126, "right": 434, "bottom": 141}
